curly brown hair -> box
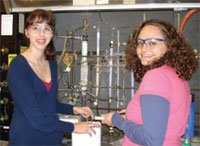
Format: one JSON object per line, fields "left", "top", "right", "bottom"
{"left": 125, "top": 19, "right": 198, "bottom": 82}
{"left": 25, "top": 9, "right": 56, "bottom": 61}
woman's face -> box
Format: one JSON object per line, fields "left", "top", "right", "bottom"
{"left": 25, "top": 21, "right": 53, "bottom": 51}
{"left": 136, "top": 25, "right": 167, "bottom": 66}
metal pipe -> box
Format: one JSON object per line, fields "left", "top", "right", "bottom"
{"left": 117, "top": 30, "right": 120, "bottom": 108}
{"left": 80, "top": 18, "right": 88, "bottom": 106}
{"left": 58, "top": 85, "right": 137, "bottom": 91}
{"left": 95, "top": 64, "right": 125, "bottom": 68}
{"left": 58, "top": 86, "right": 200, "bottom": 92}
{"left": 95, "top": 26, "right": 100, "bottom": 115}
{"left": 129, "top": 31, "right": 135, "bottom": 98}
{"left": 71, "top": 25, "right": 75, "bottom": 87}
{"left": 179, "top": 9, "right": 200, "bottom": 36}
{"left": 89, "top": 51, "right": 93, "bottom": 108}
{"left": 177, "top": 12, "right": 180, "bottom": 29}
{"left": 108, "top": 29, "right": 114, "bottom": 112}
{"left": 10, "top": 3, "right": 200, "bottom": 13}
{"left": 143, "top": 12, "right": 146, "bottom": 22}
{"left": 91, "top": 106, "right": 121, "bottom": 111}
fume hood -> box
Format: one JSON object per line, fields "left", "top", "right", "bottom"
{"left": 3, "top": 0, "right": 200, "bottom": 13}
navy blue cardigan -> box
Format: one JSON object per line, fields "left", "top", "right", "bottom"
{"left": 7, "top": 55, "right": 74, "bottom": 145}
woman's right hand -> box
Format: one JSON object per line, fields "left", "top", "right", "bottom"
{"left": 73, "top": 122, "right": 100, "bottom": 136}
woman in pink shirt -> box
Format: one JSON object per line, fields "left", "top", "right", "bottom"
{"left": 101, "top": 19, "right": 198, "bottom": 146}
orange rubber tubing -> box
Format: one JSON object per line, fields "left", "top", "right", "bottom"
{"left": 179, "top": 9, "right": 200, "bottom": 36}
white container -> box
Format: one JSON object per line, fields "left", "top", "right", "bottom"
{"left": 59, "top": 114, "right": 81, "bottom": 123}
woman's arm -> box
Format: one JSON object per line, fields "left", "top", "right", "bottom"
{"left": 112, "top": 94, "right": 170, "bottom": 145}
{"left": 56, "top": 101, "right": 74, "bottom": 114}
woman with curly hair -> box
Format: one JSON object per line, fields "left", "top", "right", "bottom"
{"left": 101, "top": 19, "right": 198, "bottom": 146}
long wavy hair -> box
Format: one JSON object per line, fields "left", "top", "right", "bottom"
{"left": 24, "top": 9, "right": 56, "bottom": 61}
{"left": 126, "top": 19, "right": 198, "bottom": 82}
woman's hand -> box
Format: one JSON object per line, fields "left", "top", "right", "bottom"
{"left": 73, "top": 122, "right": 100, "bottom": 136}
{"left": 101, "top": 112, "right": 114, "bottom": 127}
{"left": 73, "top": 106, "right": 94, "bottom": 119}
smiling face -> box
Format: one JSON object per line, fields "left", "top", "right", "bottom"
{"left": 25, "top": 21, "right": 53, "bottom": 51}
{"left": 136, "top": 25, "right": 168, "bottom": 66}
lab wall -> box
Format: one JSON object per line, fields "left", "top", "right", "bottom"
{"left": 54, "top": 10, "right": 200, "bottom": 135}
